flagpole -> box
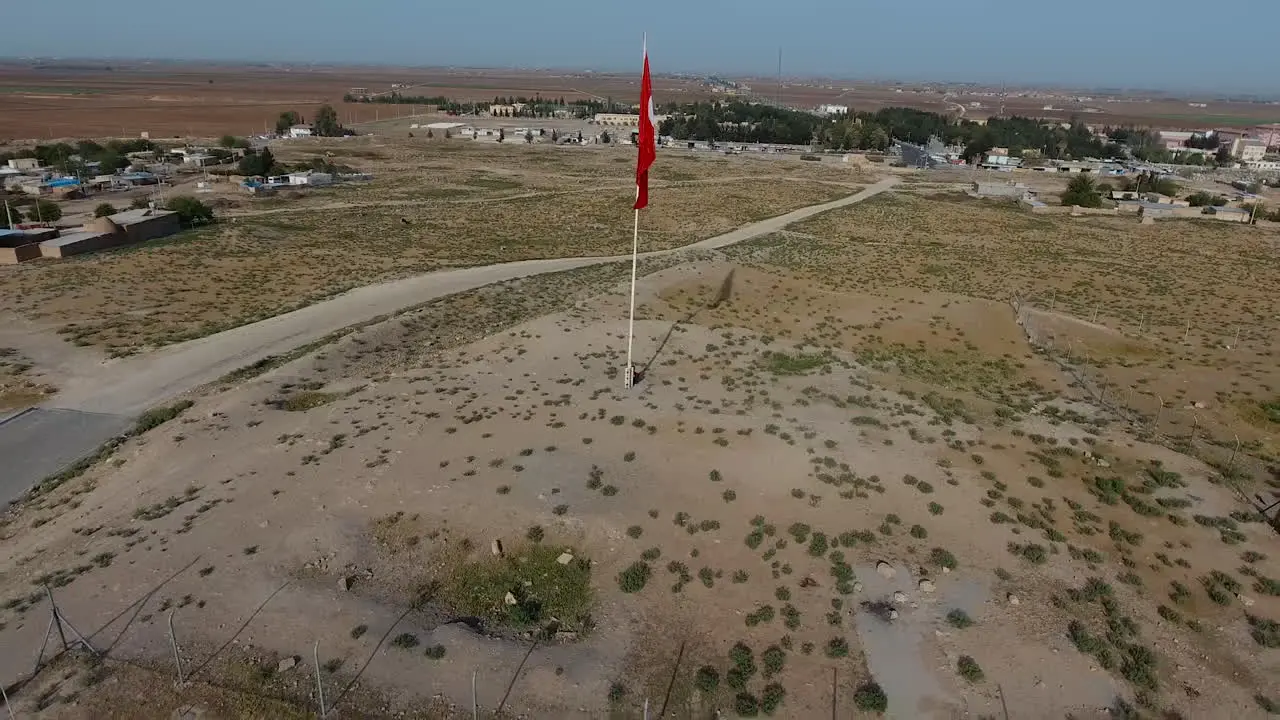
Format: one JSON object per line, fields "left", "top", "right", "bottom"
{"left": 625, "top": 32, "right": 647, "bottom": 391}
{"left": 626, "top": 199, "right": 640, "bottom": 389}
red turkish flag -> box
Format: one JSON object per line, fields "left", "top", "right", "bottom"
{"left": 633, "top": 51, "right": 656, "bottom": 210}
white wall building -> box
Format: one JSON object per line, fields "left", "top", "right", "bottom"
{"left": 1244, "top": 159, "right": 1280, "bottom": 171}
{"left": 1233, "top": 138, "right": 1267, "bottom": 162}
{"left": 288, "top": 171, "right": 333, "bottom": 186}
{"left": 817, "top": 104, "right": 849, "bottom": 116}
{"left": 288, "top": 125, "right": 314, "bottom": 138}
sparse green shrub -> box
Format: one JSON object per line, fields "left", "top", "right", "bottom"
{"left": 946, "top": 609, "right": 973, "bottom": 629}
{"left": 618, "top": 561, "right": 651, "bottom": 593}
{"left": 424, "top": 644, "right": 446, "bottom": 659}
{"left": 930, "top": 547, "right": 957, "bottom": 569}
{"left": 391, "top": 633, "right": 419, "bottom": 649}
{"left": 1249, "top": 614, "right": 1280, "bottom": 648}
{"left": 761, "top": 682, "right": 786, "bottom": 715}
{"left": 694, "top": 665, "right": 720, "bottom": 692}
{"left": 761, "top": 645, "right": 786, "bottom": 678}
{"left": 824, "top": 636, "right": 849, "bottom": 658}
{"left": 957, "top": 655, "right": 984, "bottom": 682}
{"left": 853, "top": 682, "right": 888, "bottom": 712}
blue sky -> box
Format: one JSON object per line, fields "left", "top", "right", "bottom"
{"left": 5, "top": 0, "right": 1278, "bottom": 94}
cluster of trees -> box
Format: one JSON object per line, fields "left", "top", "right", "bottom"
{"left": 238, "top": 147, "right": 279, "bottom": 176}
{"left": 1061, "top": 175, "right": 1103, "bottom": 208}
{"left": 1061, "top": 172, "right": 1188, "bottom": 208}
{"left": 0, "top": 138, "right": 156, "bottom": 177}
{"left": 236, "top": 147, "right": 354, "bottom": 177}
{"left": 658, "top": 101, "right": 821, "bottom": 145}
{"left": 960, "top": 117, "right": 1120, "bottom": 161}
{"left": 274, "top": 106, "right": 347, "bottom": 137}
{"left": 1187, "top": 191, "right": 1228, "bottom": 207}
{"left": 165, "top": 197, "right": 215, "bottom": 226}
{"left": 87, "top": 196, "right": 212, "bottom": 226}
{"left": 343, "top": 92, "right": 620, "bottom": 119}
{"left": 655, "top": 102, "right": 1132, "bottom": 161}
{"left": 1, "top": 197, "right": 62, "bottom": 225}
{"left": 1104, "top": 126, "right": 1234, "bottom": 165}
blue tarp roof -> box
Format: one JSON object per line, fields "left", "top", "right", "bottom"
{"left": 47, "top": 178, "right": 80, "bottom": 188}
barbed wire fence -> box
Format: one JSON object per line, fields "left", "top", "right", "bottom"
{"left": 1010, "top": 293, "right": 1272, "bottom": 506}
{"left": 1, "top": 576, "right": 564, "bottom": 720}
{"left": 2, "top": 575, "right": 875, "bottom": 720}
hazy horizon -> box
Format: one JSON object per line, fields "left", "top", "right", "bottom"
{"left": 5, "top": 0, "right": 1279, "bottom": 95}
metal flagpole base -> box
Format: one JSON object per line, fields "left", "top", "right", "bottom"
{"left": 624, "top": 364, "right": 634, "bottom": 389}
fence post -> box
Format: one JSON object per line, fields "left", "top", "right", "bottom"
{"left": 1, "top": 680, "right": 14, "bottom": 720}
{"left": 472, "top": 669, "right": 479, "bottom": 720}
{"left": 1154, "top": 395, "right": 1164, "bottom": 435}
{"left": 831, "top": 667, "right": 838, "bottom": 720}
{"left": 168, "top": 610, "right": 185, "bottom": 686}
{"left": 1227, "top": 435, "right": 1241, "bottom": 477}
{"left": 313, "top": 640, "right": 326, "bottom": 718}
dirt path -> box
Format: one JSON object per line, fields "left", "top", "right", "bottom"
{"left": 51, "top": 177, "right": 897, "bottom": 416}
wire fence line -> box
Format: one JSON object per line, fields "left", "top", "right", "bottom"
{"left": 7, "top": 576, "right": 831, "bottom": 719}
{"left": 1, "top": 578, "right": 571, "bottom": 720}
{"left": 1, "top": 576, "right": 874, "bottom": 719}
{"left": 1010, "top": 294, "right": 1263, "bottom": 485}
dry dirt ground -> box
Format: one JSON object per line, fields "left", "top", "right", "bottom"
{"left": 0, "top": 62, "right": 711, "bottom": 140}
{"left": 2, "top": 191, "right": 1279, "bottom": 719}
{"left": 4, "top": 61, "right": 1276, "bottom": 142}
{"left": 0, "top": 141, "right": 865, "bottom": 356}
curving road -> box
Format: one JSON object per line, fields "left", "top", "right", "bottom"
{"left": 1, "top": 177, "right": 895, "bottom": 506}
{"left": 54, "top": 177, "right": 895, "bottom": 416}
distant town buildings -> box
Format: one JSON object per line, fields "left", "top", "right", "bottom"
{"left": 592, "top": 113, "right": 670, "bottom": 127}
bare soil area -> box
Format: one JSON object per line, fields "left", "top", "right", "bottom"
{"left": 0, "top": 141, "right": 863, "bottom": 356}
{"left": 2, "top": 194, "right": 1279, "bottom": 718}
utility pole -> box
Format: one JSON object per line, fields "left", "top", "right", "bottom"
{"left": 777, "top": 47, "right": 783, "bottom": 108}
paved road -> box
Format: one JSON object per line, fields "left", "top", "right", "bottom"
{"left": 0, "top": 408, "right": 133, "bottom": 509}
{"left": 52, "top": 177, "right": 895, "bottom": 418}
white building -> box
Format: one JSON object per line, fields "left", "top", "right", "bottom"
{"left": 1244, "top": 159, "right": 1280, "bottom": 171}
{"left": 817, "top": 104, "right": 849, "bottom": 116}
{"left": 168, "top": 148, "right": 220, "bottom": 166}
{"left": 288, "top": 125, "right": 314, "bottom": 138}
{"left": 1233, "top": 138, "right": 1267, "bottom": 162}
{"left": 287, "top": 171, "right": 333, "bottom": 186}
{"left": 7, "top": 158, "right": 40, "bottom": 171}
{"left": 1158, "top": 130, "right": 1195, "bottom": 150}
{"left": 592, "top": 113, "right": 670, "bottom": 127}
